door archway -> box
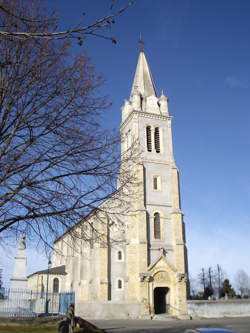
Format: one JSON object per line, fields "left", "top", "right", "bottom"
{"left": 154, "top": 287, "right": 169, "bottom": 314}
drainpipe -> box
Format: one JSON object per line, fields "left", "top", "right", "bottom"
{"left": 107, "top": 217, "right": 111, "bottom": 301}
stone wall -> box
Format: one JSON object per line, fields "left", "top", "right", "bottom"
{"left": 188, "top": 299, "right": 250, "bottom": 318}
{"left": 76, "top": 301, "right": 141, "bottom": 319}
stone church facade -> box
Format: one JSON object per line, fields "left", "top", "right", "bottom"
{"left": 28, "top": 49, "right": 189, "bottom": 319}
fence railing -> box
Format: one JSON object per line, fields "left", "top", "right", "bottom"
{"left": 0, "top": 288, "right": 75, "bottom": 318}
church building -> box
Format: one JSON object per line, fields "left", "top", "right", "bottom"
{"left": 28, "top": 48, "right": 189, "bottom": 319}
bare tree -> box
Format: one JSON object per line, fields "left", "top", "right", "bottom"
{"left": 0, "top": 0, "right": 139, "bottom": 249}
{"left": 235, "top": 269, "right": 250, "bottom": 297}
{"left": 216, "top": 264, "right": 226, "bottom": 298}
{"left": 188, "top": 274, "right": 199, "bottom": 299}
{"left": 197, "top": 266, "right": 226, "bottom": 299}
{"left": 198, "top": 268, "right": 206, "bottom": 294}
{"left": 0, "top": 0, "right": 134, "bottom": 44}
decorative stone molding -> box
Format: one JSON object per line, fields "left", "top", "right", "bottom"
{"left": 159, "top": 247, "right": 167, "bottom": 256}
{"left": 171, "top": 208, "right": 183, "bottom": 215}
{"left": 153, "top": 271, "right": 170, "bottom": 283}
{"left": 120, "top": 110, "right": 171, "bottom": 130}
{"left": 139, "top": 272, "right": 152, "bottom": 282}
{"left": 177, "top": 273, "right": 187, "bottom": 283}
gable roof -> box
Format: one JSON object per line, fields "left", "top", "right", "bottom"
{"left": 148, "top": 253, "right": 177, "bottom": 273}
{"left": 27, "top": 265, "right": 67, "bottom": 278}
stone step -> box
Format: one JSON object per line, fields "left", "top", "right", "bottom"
{"left": 153, "top": 314, "right": 176, "bottom": 321}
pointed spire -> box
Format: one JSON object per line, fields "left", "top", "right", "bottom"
{"left": 130, "top": 50, "right": 157, "bottom": 98}
{"left": 159, "top": 89, "right": 168, "bottom": 101}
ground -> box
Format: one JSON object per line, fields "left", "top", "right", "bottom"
{"left": 0, "top": 317, "right": 250, "bottom": 333}
{"left": 92, "top": 317, "right": 250, "bottom": 333}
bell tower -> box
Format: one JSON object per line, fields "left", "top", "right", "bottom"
{"left": 120, "top": 47, "right": 188, "bottom": 317}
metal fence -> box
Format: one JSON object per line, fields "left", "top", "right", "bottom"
{"left": 0, "top": 288, "right": 75, "bottom": 318}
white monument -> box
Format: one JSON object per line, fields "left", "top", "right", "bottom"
{"left": 10, "top": 234, "right": 27, "bottom": 290}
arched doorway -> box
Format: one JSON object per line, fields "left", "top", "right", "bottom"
{"left": 154, "top": 287, "right": 169, "bottom": 314}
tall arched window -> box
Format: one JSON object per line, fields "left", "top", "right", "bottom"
{"left": 154, "top": 127, "right": 160, "bottom": 153}
{"left": 53, "top": 278, "right": 59, "bottom": 293}
{"left": 154, "top": 212, "right": 161, "bottom": 239}
{"left": 146, "top": 126, "right": 152, "bottom": 152}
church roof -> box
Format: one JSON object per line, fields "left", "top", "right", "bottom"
{"left": 28, "top": 265, "right": 67, "bottom": 278}
{"left": 130, "top": 50, "right": 157, "bottom": 98}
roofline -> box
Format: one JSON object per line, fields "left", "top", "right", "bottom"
{"left": 53, "top": 190, "right": 119, "bottom": 244}
{"left": 54, "top": 208, "right": 96, "bottom": 244}
{"left": 27, "top": 265, "right": 67, "bottom": 278}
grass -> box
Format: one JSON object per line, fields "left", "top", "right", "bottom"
{"left": 0, "top": 325, "right": 58, "bottom": 333}
{"left": 0, "top": 316, "right": 103, "bottom": 333}
{"left": 0, "top": 325, "right": 87, "bottom": 333}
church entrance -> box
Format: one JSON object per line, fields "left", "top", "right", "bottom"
{"left": 154, "top": 287, "right": 170, "bottom": 314}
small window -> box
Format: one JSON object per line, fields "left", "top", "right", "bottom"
{"left": 146, "top": 126, "right": 152, "bottom": 152}
{"left": 154, "top": 127, "right": 160, "bottom": 153}
{"left": 118, "top": 279, "right": 123, "bottom": 289}
{"left": 117, "top": 250, "right": 123, "bottom": 261}
{"left": 153, "top": 176, "right": 161, "bottom": 191}
{"left": 154, "top": 212, "right": 161, "bottom": 239}
{"left": 153, "top": 177, "right": 158, "bottom": 190}
{"left": 53, "top": 278, "right": 59, "bottom": 293}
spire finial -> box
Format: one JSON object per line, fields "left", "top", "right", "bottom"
{"left": 138, "top": 33, "right": 144, "bottom": 52}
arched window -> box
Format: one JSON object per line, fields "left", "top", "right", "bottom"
{"left": 154, "top": 212, "right": 161, "bottom": 239}
{"left": 117, "top": 250, "right": 123, "bottom": 261}
{"left": 117, "top": 279, "right": 123, "bottom": 289}
{"left": 53, "top": 278, "right": 59, "bottom": 293}
{"left": 146, "top": 126, "right": 152, "bottom": 152}
{"left": 154, "top": 127, "right": 160, "bottom": 153}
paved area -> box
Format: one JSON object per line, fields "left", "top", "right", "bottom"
{"left": 91, "top": 317, "right": 250, "bottom": 333}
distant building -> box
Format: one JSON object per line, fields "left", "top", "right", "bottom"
{"left": 27, "top": 265, "right": 67, "bottom": 295}
{"left": 28, "top": 48, "right": 189, "bottom": 318}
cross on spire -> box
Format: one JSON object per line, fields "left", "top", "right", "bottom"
{"left": 138, "top": 33, "right": 144, "bottom": 52}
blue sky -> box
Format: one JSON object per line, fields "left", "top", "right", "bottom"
{"left": 1, "top": 0, "right": 250, "bottom": 289}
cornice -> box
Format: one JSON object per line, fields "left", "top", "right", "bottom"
{"left": 120, "top": 110, "right": 172, "bottom": 131}
{"left": 146, "top": 203, "right": 172, "bottom": 208}
{"left": 143, "top": 159, "right": 171, "bottom": 166}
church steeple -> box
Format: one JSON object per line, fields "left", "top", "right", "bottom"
{"left": 130, "top": 50, "right": 157, "bottom": 98}
{"left": 121, "top": 47, "right": 168, "bottom": 123}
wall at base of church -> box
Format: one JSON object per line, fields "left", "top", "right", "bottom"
{"left": 75, "top": 301, "right": 141, "bottom": 319}
{"left": 188, "top": 299, "right": 250, "bottom": 318}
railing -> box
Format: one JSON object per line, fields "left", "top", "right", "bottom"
{"left": 0, "top": 288, "right": 75, "bottom": 318}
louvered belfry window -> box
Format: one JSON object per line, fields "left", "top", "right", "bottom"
{"left": 154, "top": 127, "right": 160, "bottom": 153}
{"left": 146, "top": 126, "right": 152, "bottom": 152}
{"left": 154, "top": 212, "right": 161, "bottom": 239}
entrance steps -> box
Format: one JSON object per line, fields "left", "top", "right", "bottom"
{"left": 153, "top": 314, "right": 176, "bottom": 321}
